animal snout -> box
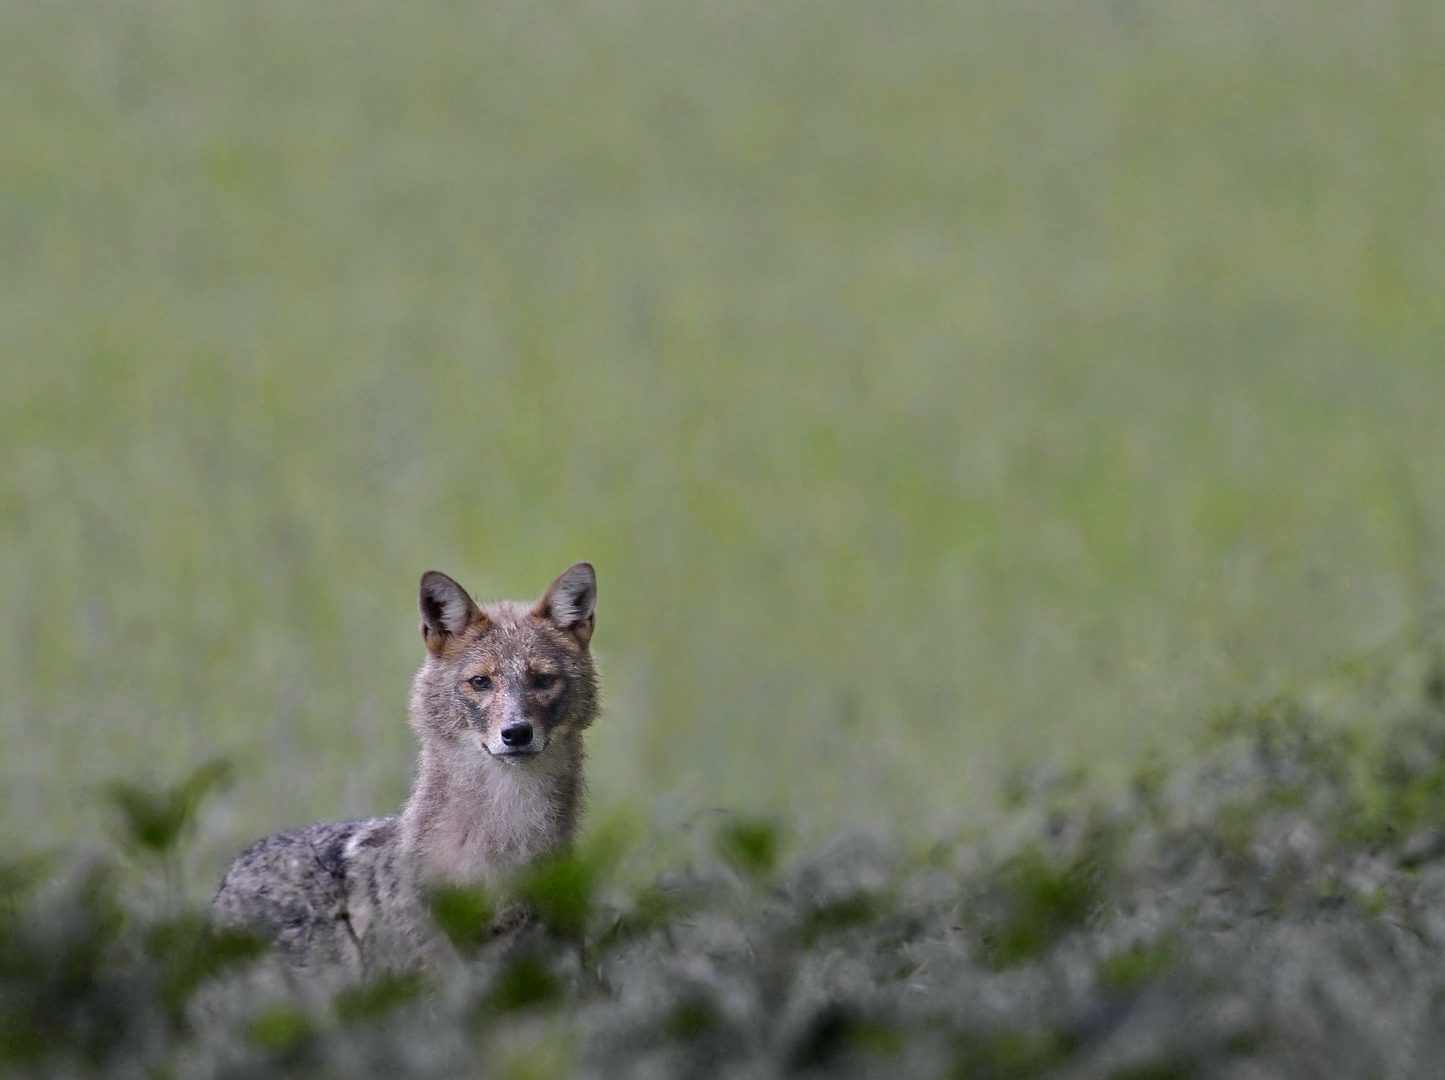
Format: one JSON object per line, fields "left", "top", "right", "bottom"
{"left": 500, "top": 721, "right": 534, "bottom": 748}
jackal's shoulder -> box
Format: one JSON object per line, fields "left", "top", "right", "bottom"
{"left": 212, "top": 816, "right": 409, "bottom": 971}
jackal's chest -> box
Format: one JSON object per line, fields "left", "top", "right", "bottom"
{"left": 406, "top": 768, "right": 570, "bottom": 886}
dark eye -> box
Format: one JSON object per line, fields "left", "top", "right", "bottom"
{"left": 529, "top": 673, "right": 558, "bottom": 692}
{"left": 468, "top": 675, "right": 492, "bottom": 691}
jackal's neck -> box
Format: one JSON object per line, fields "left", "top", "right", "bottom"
{"left": 398, "top": 737, "right": 584, "bottom": 886}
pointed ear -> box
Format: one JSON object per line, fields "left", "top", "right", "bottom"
{"left": 418, "top": 571, "right": 486, "bottom": 654}
{"left": 534, "top": 562, "right": 597, "bottom": 647}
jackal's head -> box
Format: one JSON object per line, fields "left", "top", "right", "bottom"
{"left": 409, "top": 563, "right": 600, "bottom": 766}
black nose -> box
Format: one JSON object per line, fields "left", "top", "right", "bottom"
{"left": 500, "top": 722, "right": 534, "bottom": 748}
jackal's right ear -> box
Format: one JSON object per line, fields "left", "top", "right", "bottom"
{"left": 418, "top": 571, "right": 487, "bottom": 654}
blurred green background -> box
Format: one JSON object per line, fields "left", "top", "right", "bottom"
{"left": 3, "top": 0, "right": 1444, "bottom": 875}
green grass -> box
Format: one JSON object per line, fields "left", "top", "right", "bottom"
{"left": 2, "top": 0, "right": 1445, "bottom": 878}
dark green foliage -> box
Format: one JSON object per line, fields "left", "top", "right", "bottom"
{"left": 426, "top": 884, "right": 496, "bottom": 957}
{"left": 103, "top": 758, "right": 234, "bottom": 857}
{"left": 1357, "top": 715, "right": 1445, "bottom": 844}
{"left": 244, "top": 1006, "right": 322, "bottom": 1075}
{"left": 948, "top": 1031, "right": 1072, "bottom": 1080}
{"left": 983, "top": 844, "right": 1106, "bottom": 968}
{"left": 784, "top": 1005, "right": 900, "bottom": 1073}
{"left": 514, "top": 850, "right": 600, "bottom": 939}
{"left": 18, "top": 686, "right": 1445, "bottom": 1077}
{"left": 1097, "top": 941, "right": 1179, "bottom": 990}
{"left": 0, "top": 865, "right": 127, "bottom": 1066}
{"left": 246, "top": 1007, "right": 314, "bottom": 1052}
{"left": 1111, "top": 1064, "right": 1199, "bottom": 1080}
{"left": 665, "top": 996, "right": 720, "bottom": 1040}
{"left": 716, "top": 816, "right": 781, "bottom": 880}
{"left": 488, "top": 953, "right": 560, "bottom": 1013}
{"left": 335, "top": 971, "right": 428, "bottom": 1023}
{"left": 144, "top": 912, "right": 267, "bottom": 1022}
{"left": 803, "top": 889, "right": 880, "bottom": 942}
{"left": 0, "top": 855, "right": 50, "bottom": 925}
{"left": 597, "top": 881, "right": 687, "bottom": 942}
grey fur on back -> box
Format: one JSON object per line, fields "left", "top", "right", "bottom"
{"left": 212, "top": 564, "right": 601, "bottom": 974}
{"left": 212, "top": 817, "right": 435, "bottom": 975}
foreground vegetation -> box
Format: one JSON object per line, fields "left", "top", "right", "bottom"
{"left": 9, "top": 668, "right": 1445, "bottom": 1079}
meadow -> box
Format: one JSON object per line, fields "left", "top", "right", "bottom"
{"left": 3, "top": 0, "right": 1445, "bottom": 896}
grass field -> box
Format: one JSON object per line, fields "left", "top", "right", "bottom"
{"left": 3, "top": 0, "right": 1445, "bottom": 883}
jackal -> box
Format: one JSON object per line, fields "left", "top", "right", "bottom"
{"left": 212, "top": 563, "right": 600, "bottom": 973}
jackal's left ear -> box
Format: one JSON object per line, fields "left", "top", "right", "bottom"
{"left": 535, "top": 562, "right": 597, "bottom": 647}
{"left": 419, "top": 571, "right": 487, "bottom": 654}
